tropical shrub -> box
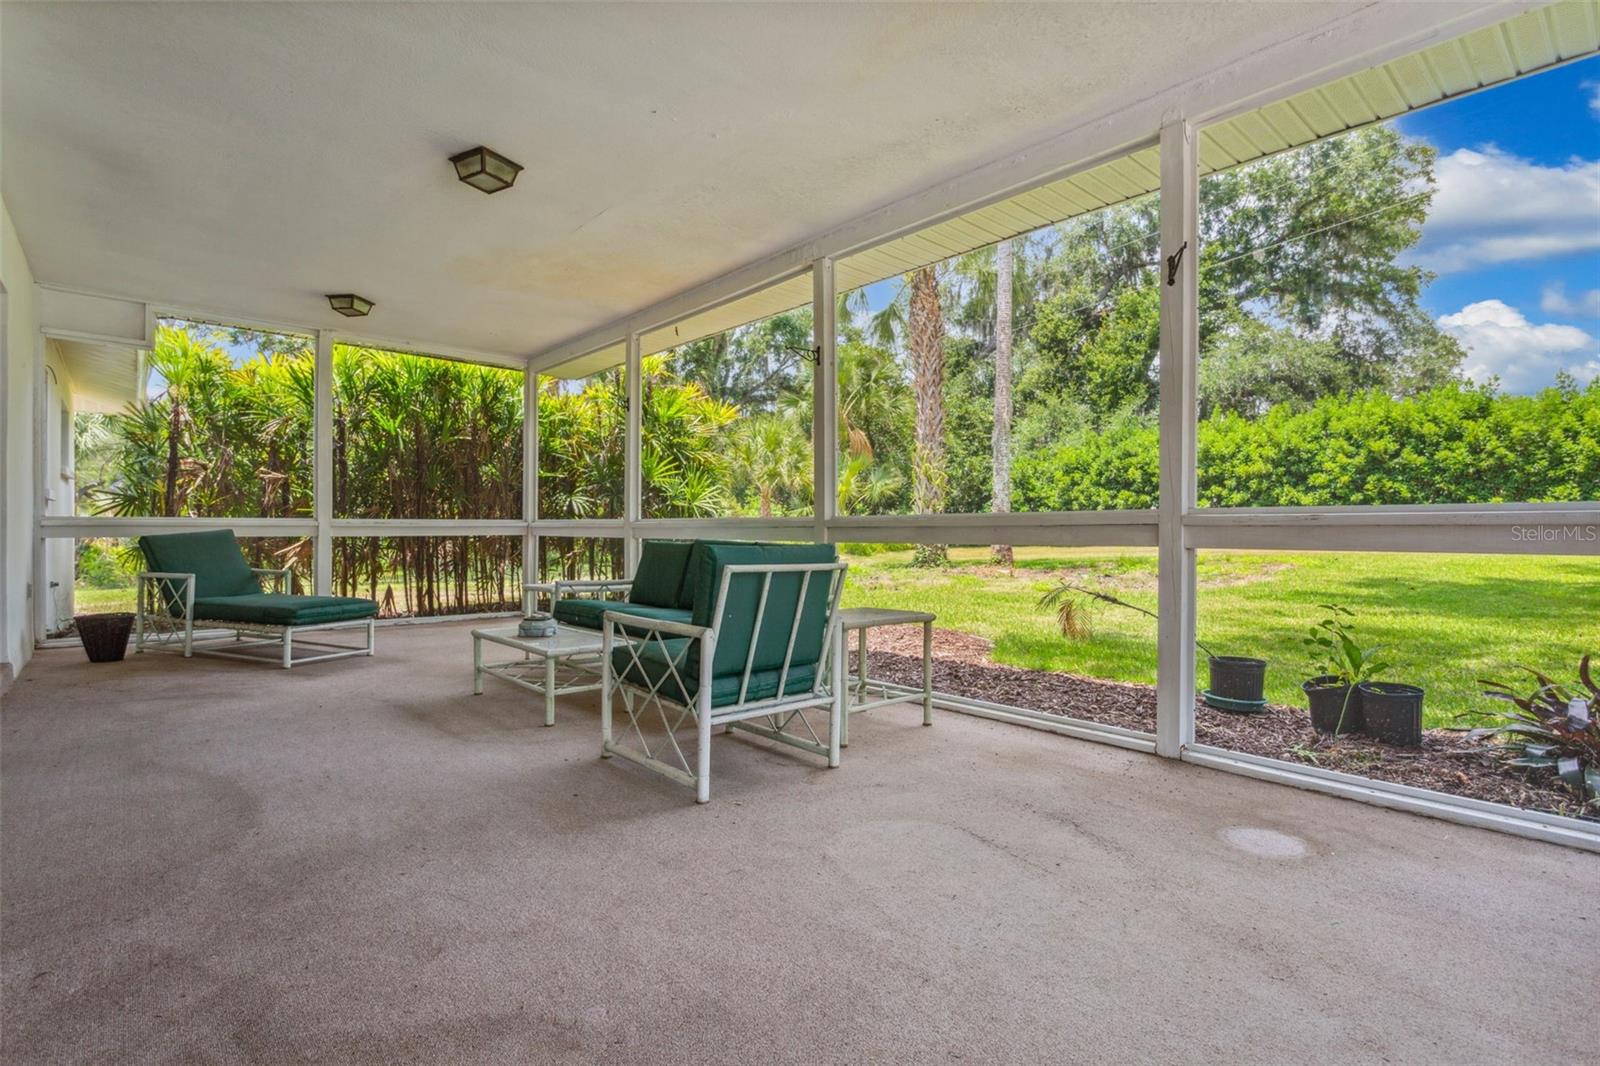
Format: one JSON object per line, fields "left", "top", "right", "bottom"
{"left": 1199, "top": 378, "right": 1599, "bottom": 506}
{"left": 1472, "top": 656, "right": 1600, "bottom": 811}
{"left": 330, "top": 344, "right": 525, "bottom": 613}
{"left": 75, "top": 540, "right": 130, "bottom": 589}
{"left": 1013, "top": 378, "right": 1600, "bottom": 511}
{"left": 83, "top": 324, "right": 315, "bottom": 519}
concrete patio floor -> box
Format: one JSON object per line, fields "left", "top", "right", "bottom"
{"left": 2, "top": 621, "right": 1594, "bottom": 1064}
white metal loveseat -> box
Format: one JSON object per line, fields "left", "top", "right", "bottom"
{"left": 599, "top": 542, "right": 847, "bottom": 803}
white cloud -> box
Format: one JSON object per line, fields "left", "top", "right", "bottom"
{"left": 1541, "top": 282, "right": 1600, "bottom": 318}
{"left": 1410, "top": 147, "right": 1600, "bottom": 274}
{"left": 1587, "top": 79, "right": 1600, "bottom": 120}
{"left": 1439, "top": 299, "right": 1599, "bottom": 393}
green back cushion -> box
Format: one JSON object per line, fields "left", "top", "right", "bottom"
{"left": 675, "top": 539, "right": 752, "bottom": 609}
{"left": 138, "top": 529, "right": 261, "bottom": 599}
{"left": 687, "top": 542, "right": 838, "bottom": 679}
{"left": 628, "top": 539, "right": 694, "bottom": 608}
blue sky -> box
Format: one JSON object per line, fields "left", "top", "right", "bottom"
{"left": 1397, "top": 54, "right": 1600, "bottom": 393}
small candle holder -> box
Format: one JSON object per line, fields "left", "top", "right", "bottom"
{"left": 518, "top": 612, "right": 558, "bottom": 639}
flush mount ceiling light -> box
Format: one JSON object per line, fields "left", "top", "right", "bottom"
{"left": 326, "top": 293, "right": 374, "bottom": 317}
{"left": 450, "top": 145, "right": 523, "bottom": 194}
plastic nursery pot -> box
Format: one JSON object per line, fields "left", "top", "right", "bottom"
{"left": 1303, "top": 675, "right": 1363, "bottom": 735}
{"left": 1358, "top": 682, "right": 1424, "bottom": 747}
{"left": 1208, "top": 656, "right": 1267, "bottom": 702}
{"left": 74, "top": 612, "right": 134, "bottom": 664}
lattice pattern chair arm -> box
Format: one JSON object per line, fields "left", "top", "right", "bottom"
{"left": 136, "top": 571, "right": 197, "bottom": 657}
{"left": 138, "top": 571, "right": 196, "bottom": 612}
{"left": 600, "top": 609, "right": 716, "bottom": 798}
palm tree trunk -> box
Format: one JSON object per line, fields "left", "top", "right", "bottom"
{"left": 908, "top": 266, "right": 948, "bottom": 567}
{"left": 163, "top": 402, "right": 183, "bottom": 517}
{"left": 991, "top": 239, "right": 1015, "bottom": 569}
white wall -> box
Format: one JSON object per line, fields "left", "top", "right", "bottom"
{"left": 1, "top": 194, "right": 40, "bottom": 686}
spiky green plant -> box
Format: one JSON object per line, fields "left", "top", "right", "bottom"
{"left": 1038, "top": 581, "right": 1218, "bottom": 659}
{"left": 1471, "top": 656, "right": 1600, "bottom": 809}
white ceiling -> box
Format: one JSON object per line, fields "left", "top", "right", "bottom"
{"left": 2, "top": 1, "right": 1381, "bottom": 363}
{"left": 51, "top": 338, "right": 141, "bottom": 413}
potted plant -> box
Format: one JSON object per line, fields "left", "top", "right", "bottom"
{"left": 1039, "top": 582, "right": 1267, "bottom": 710}
{"left": 1469, "top": 654, "right": 1599, "bottom": 812}
{"left": 1301, "top": 604, "right": 1387, "bottom": 736}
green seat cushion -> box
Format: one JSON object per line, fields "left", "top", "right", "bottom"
{"left": 191, "top": 593, "right": 378, "bottom": 627}
{"left": 139, "top": 529, "right": 261, "bottom": 600}
{"left": 553, "top": 598, "right": 691, "bottom": 632}
{"left": 627, "top": 540, "right": 695, "bottom": 608}
{"left": 610, "top": 638, "right": 818, "bottom": 709}
{"left": 686, "top": 542, "right": 838, "bottom": 679}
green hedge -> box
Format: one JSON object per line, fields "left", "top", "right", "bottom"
{"left": 1014, "top": 380, "right": 1599, "bottom": 510}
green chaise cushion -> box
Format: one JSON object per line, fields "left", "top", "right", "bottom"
{"left": 139, "top": 529, "right": 262, "bottom": 599}
{"left": 610, "top": 638, "right": 818, "bottom": 709}
{"left": 627, "top": 540, "right": 694, "bottom": 608}
{"left": 686, "top": 542, "right": 838, "bottom": 679}
{"left": 553, "top": 598, "right": 691, "bottom": 632}
{"left": 191, "top": 593, "right": 378, "bottom": 627}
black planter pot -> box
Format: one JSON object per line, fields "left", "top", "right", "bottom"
{"left": 1303, "top": 675, "right": 1362, "bottom": 735}
{"left": 1208, "top": 656, "right": 1267, "bottom": 703}
{"left": 75, "top": 612, "right": 134, "bottom": 663}
{"left": 1358, "top": 682, "right": 1424, "bottom": 747}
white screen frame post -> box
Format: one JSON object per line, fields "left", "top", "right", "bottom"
{"left": 812, "top": 257, "right": 838, "bottom": 545}
{"left": 523, "top": 360, "right": 538, "bottom": 591}
{"left": 1155, "top": 117, "right": 1199, "bottom": 759}
{"left": 313, "top": 329, "right": 334, "bottom": 596}
{"left": 623, "top": 331, "right": 643, "bottom": 574}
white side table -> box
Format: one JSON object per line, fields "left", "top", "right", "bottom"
{"left": 472, "top": 623, "right": 609, "bottom": 726}
{"left": 837, "top": 607, "right": 935, "bottom": 746}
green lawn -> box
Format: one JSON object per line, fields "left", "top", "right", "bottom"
{"left": 838, "top": 545, "right": 1600, "bottom": 728}
{"left": 70, "top": 545, "right": 1596, "bottom": 728}
{"left": 70, "top": 585, "right": 139, "bottom": 615}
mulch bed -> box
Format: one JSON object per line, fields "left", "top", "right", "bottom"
{"left": 851, "top": 626, "right": 1591, "bottom": 822}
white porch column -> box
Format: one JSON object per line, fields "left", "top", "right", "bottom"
{"left": 624, "top": 331, "right": 642, "bottom": 573}
{"left": 523, "top": 360, "right": 538, "bottom": 589}
{"left": 313, "top": 329, "right": 333, "bottom": 596}
{"left": 1155, "top": 117, "right": 1199, "bottom": 758}
{"left": 812, "top": 257, "right": 837, "bottom": 543}
{"left": 31, "top": 334, "right": 48, "bottom": 640}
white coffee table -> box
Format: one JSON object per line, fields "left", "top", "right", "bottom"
{"left": 472, "top": 623, "right": 609, "bottom": 726}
